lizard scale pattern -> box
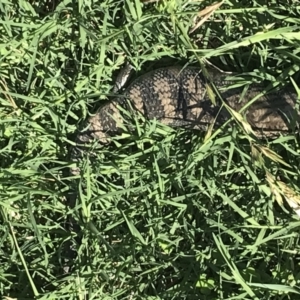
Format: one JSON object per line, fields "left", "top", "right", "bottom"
{"left": 71, "top": 66, "right": 299, "bottom": 175}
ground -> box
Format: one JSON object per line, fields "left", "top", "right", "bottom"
{"left": 1, "top": 0, "right": 300, "bottom": 299}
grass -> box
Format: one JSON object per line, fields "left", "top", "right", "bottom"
{"left": 1, "top": 0, "right": 300, "bottom": 299}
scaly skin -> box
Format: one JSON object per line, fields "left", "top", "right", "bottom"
{"left": 71, "top": 66, "right": 299, "bottom": 176}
